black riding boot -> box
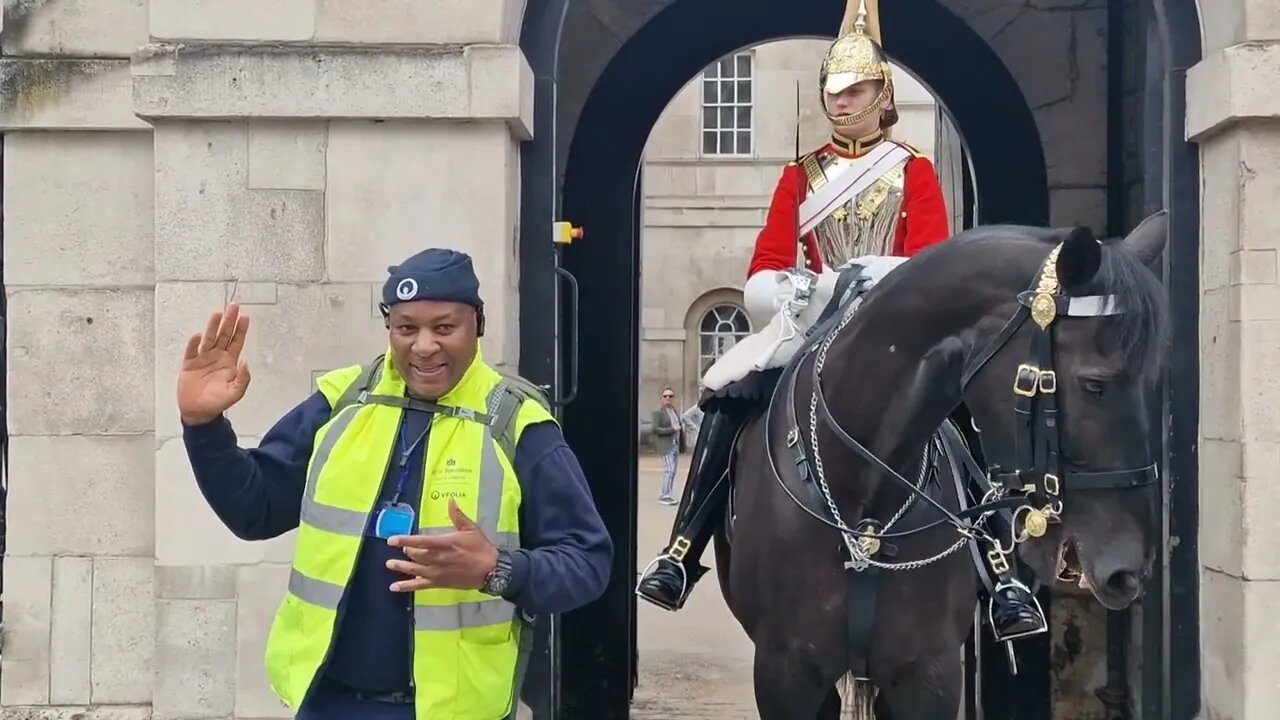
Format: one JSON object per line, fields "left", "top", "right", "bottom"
{"left": 950, "top": 408, "right": 1048, "bottom": 643}
{"left": 989, "top": 580, "right": 1048, "bottom": 642}
{"left": 982, "top": 513, "right": 1048, "bottom": 642}
{"left": 635, "top": 405, "right": 743, "bottom": 611}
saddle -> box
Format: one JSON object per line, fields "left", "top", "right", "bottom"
{"left": 714, "top": 263, "right": 880, "bottom": 544}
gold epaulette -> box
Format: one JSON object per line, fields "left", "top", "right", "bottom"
{"left": 799, "top": 150, "right": 826, "bottom": 191}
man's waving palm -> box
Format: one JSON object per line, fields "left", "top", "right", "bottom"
{"left": 178, "top": 302, "right": 252, "bottom": 425}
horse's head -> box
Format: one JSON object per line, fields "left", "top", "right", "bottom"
{"left": 963, "top": 212, "right": 1169, "bottom": 611}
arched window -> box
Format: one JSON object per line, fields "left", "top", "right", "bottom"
{"left": 698, "top": 304, "right": 752, "bottom": 375}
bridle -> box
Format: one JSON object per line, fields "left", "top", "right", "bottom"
{"left": 765, "top": 241, "right": 1161, "bottom": 553}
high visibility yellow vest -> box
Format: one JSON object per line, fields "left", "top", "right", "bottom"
{"left": 263, "top": 348, "right": 555, "bottom": 720}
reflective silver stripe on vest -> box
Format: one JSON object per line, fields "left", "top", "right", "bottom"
{"left": 288, "top": 568, "right": 519, "bottom": 630}
{"left": 289, "top": 568, "right": 344, "bottom": 610}
{"left": 291, "top": 395, "right": 521, "bottom": 629}
{"left": 300, "top": 405, "right": 369, "bottom": 536}
{"left": 415, "top": 597, "right": 515, "bottom": 631}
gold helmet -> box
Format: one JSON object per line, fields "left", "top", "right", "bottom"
{"left": 819, "top": 0, "right": 898, "bottom": 129}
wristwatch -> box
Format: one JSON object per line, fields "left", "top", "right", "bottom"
{"left": 481, "top": 549, "right": 514, "bottom": 597}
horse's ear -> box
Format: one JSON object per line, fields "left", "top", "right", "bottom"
{"left": 1055, "top": 225, "right": 1102, "bottom": 289}
{"left": 1121, "top": 210, "right": 1169, "bottom": 269}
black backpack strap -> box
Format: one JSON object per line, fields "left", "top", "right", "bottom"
{"left": 489, "top": 371, "right": 553, "bottom": 463}
{"left": 331, "top": 354, "right": 385, "bottom": 419}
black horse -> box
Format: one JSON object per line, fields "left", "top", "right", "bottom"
{"left": 711, "top": 212, "right": 1169, "bottom": 719}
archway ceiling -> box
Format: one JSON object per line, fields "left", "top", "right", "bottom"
{"left": 557, "top": 0, "right": 1106, "bottom": 204}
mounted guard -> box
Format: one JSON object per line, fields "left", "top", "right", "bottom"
{"left": 636, "top": 0, "right": 1049, "bottom": 646}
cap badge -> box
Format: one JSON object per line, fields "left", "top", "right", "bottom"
{"left": 395, "top": 278, "right": 418, "bottom": 301}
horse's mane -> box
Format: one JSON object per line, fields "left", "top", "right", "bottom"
{"left": 954, "top": 224, "right": 1169, "bottom": 384}
{"left": 1083, "top": 236, "right": 1169, "bottom": 384}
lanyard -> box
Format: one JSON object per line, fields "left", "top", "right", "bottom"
{"left": 391, "top": 424, "right": 431, "bottom": 504}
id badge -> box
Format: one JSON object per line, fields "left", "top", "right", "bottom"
{"left": 374, "top": 502, "right": 416, "bottom": 539}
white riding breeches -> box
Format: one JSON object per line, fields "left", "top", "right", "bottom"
{"left": 701, "top": 256, "right": 910, "bottom": 392}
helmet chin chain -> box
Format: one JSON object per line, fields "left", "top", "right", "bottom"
{"left": 824, "top": 83, "right": 892, "bottom": 127}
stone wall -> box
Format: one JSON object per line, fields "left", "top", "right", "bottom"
{"left": 0, "top": 0, "right": 529, "bottom": 717}
{"left": 1189, "top": 0, "right": 1280, "bottom": 716}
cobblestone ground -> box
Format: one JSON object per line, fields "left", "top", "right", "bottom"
{"left": 630, "top": 453, "right": 759, "bottom": 719}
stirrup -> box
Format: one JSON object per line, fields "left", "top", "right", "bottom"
{"left": 986, "top": 580, "right": 1048, "bottom": 644}
{"left": 635, "top": 553, "right": 689, "bottom": 602}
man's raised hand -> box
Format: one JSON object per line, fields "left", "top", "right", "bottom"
{"left": 177, "top": 302, "right": 252, "bottom": 426}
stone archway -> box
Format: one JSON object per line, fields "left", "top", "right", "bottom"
{"left": 539, "top": 1, "right": 1050, "bottom": 716}
{"left": 517, "top": 0, "right": 1213, "bottom": 718}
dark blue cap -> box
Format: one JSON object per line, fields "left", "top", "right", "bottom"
{"left": 382, "top": 248, "right": 483, "bottom": 309}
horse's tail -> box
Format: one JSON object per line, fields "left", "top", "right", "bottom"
{"left": 838, "top": 673, "right": 877, "bottom": 719}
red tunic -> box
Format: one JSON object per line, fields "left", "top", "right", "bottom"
{"left": 747, "top": 142, "right": 952, "bottom": 277}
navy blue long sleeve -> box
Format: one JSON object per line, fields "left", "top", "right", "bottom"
{"left": 182, "top": 391, "right": 613, "bottom": 691}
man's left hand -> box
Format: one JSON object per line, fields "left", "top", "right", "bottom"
{"left": 385, "top": 500, "right": 499, "bottom": 593}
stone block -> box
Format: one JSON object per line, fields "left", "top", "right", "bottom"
{"left": 1201, "top": 571, "right": 1280, "bottom": 716}
{"left": 325, "top": 121, "right": 519, "bottom": 365}
{"left": 132, "top": 44, "right": 533, "bottom": 131}
{"left": 1197, "top": 439, "right": 1243, "bottom": 577}
{"left": 150, "top": 0, "right": 315, "bottom": 42}
{"left": 50, "top": 557, "right": 93, "bottom": 705}
{"left": 91, "top": 558, "right": 155, "bottom": 704}
{"left": 154, "top": 599, "right": 237, "bottom": 719}
{"left": 154, "top": 282, "right": 386, "bottom": 438}
{"left": 1199, "top": 133, "right": 1242, "bottom": 292}
{"left": 1, "top": 556, "right": 53, "bottom": 705}
{"left": 1230, "top": 249, "right": 1279, "bottom": 285}
{"left": 2, "top": 0, "right": 148, "bottom": 57}
{"left": 1199, "top": 289, "right": 1241, "bottom": 442}
{"left": 1047, "top": 186, "right": 1106, "bottom": 231}
{"left": 235, "top": 564, "right": 292, "bottom": 718}
{"left": 313, "top": 0, "right": 520, "bottom": 44}
{"left": 247, "top": 120, "right": 327, "bottom": 191}
{"left": 1230, "top": 284, "right": 1280, "bottom": 322}
{"left": 1187, "top": 42, "right": 1280, "bottom": 141}
{"left": 155, "top": 565, "right": 239, "bottom": 600}
{"left": 1239, "top": 320, "right": 1280, "bottom": 442}
{"left": 1199, "top": 0, "right": 1280, "bottom": 54}
{"left": 1237, "top": 124, "right": 1280, "bottom": 250}
{"left": 1240, "top": 450, "right": 1280, "bottom": 580}
{"left": 466, "top": 44, "right": 534, "bottom": 140}
{"left": 4, "top": 131, "right": 155, "bottom": 287}
{"left": 0, "top": 707, "right": 153, "bottom": 720}
{"left": 0, "top": 59, "right": 148, "bottom": 130}
{"left": 154, "top": 437, "right": 298, "bottom": 567}
{"left": 153, "top": 122, "right": 325, "bottom": 282}
{"left": 133, "top": 44, "right": 466, "bottom": 119}
{"left": 1034, "top": 94, "right": 1108, "bottom": 188}
{"left": 1200, "top": 568, "right": 1245, "bottom": 720}
{"left": 6, "top": 289, "right": 154, "bottom": 435}
{"left": 6, "top": 436, "right": 154, "bottom": 557}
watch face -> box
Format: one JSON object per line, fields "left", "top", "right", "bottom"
{"left": 490, "top": 574, "right": 509, "bottom": 593}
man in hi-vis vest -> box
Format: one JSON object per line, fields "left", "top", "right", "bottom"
{"left": 177, "top": 248, "right": 612, "bottom": 720}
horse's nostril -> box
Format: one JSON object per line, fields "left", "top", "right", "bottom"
{"left": 1106, "top": 570, "right": 1140, "bottom": 596}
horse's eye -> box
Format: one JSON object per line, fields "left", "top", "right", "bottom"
{"left": 1080, "top": 378, "right": 1107, "bottom": 398}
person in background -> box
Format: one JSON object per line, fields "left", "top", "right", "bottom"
{"left": 177, "top": 247, "right": 612, "bottom": 720}
{"left": 651, "top": 387, "right": 683, "bottom": 505}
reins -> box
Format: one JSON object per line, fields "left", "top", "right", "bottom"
{"left": 764, "top": 241, "right": 1157, "bottom": 556}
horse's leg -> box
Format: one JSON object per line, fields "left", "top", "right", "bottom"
{"left": 874, "top": 652, "right": 963, "bottom": 720}
{"left": 752, "top": 647, "right": 830, "bottom": 720}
